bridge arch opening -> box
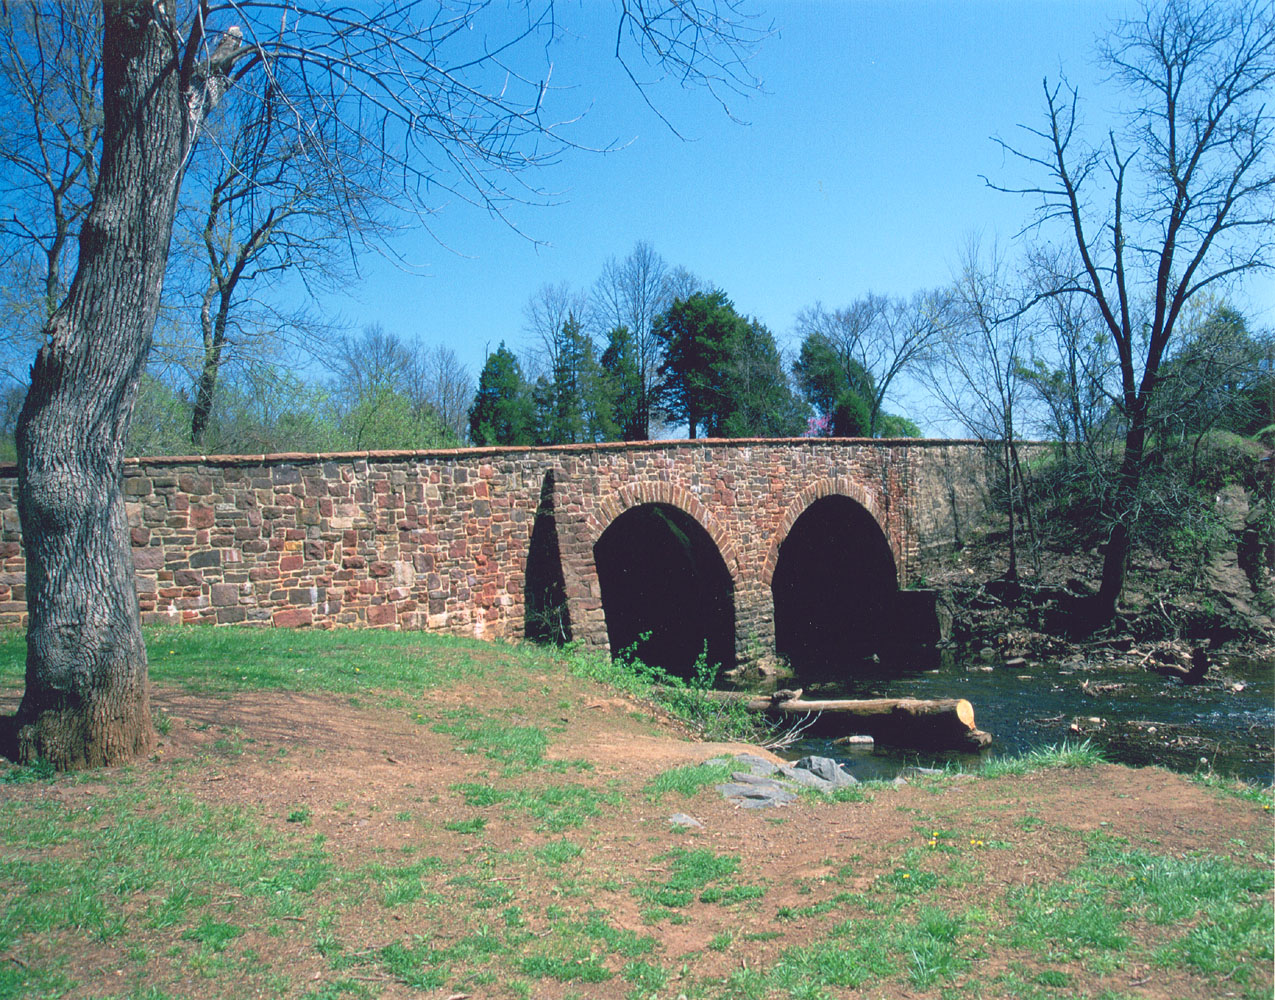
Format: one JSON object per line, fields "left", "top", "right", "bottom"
{"left": 772, "top": 494, "right": 898, "bottom": 675}
{"left": 593, "top": 503, "right": 735, "bottom": 679}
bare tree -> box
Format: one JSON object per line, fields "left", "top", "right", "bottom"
{"left": 590, "top": 241, "right": 672, "bottom": 439}
{"left": 992, "top": 0, "right": 1275, "bottom": 623}
{"left": 177, "top": 63, "right": 381, "bottom": 445}
{"left": 795, "top": 290, "right": 949, "bottom": 435}
{"left": 924, "top": 241, "right": 1037, "bottom": 583}
{"left": 525, "top": 281, "right": 591, "bottom": 379}
{"left": 0, "top": 0, "right": 100, "bottom": 375}
{"left": 9, "top": 0, "right": 765, "bottom": 769}
{"left": 410, "top": 344, "right": 473, "bottom": 445}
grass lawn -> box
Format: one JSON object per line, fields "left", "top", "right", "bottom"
{"left": 0, "top": 626, "right": 1271, "bottom": 999}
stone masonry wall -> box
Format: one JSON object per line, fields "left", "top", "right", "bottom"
{"left": 0, "top": 439, "right": 1005, "bottom": 659}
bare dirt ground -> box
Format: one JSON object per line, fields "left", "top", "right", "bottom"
{"left": 3, "top": 676, "right": 1270, "bottom": 1000}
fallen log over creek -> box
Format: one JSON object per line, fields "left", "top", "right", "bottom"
{"left": 668, "top": 689, "right": 992, "bottom": 750}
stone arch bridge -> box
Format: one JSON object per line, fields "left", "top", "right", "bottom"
{"left": 0, "top": 439, "right": 1002, "bottom": 674}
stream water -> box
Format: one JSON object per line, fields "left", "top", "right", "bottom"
{"left": 736, "top": 647, "right": 1275, "bottom": 786}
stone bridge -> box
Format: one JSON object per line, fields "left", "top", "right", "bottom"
{"left": 0, "top": 438, "right": 1003, "bottom": 674}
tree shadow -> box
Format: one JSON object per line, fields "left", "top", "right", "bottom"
{"left": 524, "top": 470, "right": 572, "bottom": 644}
{"left": 0, "top": 713, "right": 18, "bottom": 763}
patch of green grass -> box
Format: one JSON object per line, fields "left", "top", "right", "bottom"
{"left": 574, "top": 911, "right": 657, "bottom": 957}
{"left": 141, "top": 626, "right": 497, "bottom": 695}
{"left": 443, "top": 817, "right": 488, "bottom": 835}
{"left": 643, "top": 761, "right": 734, "bottom": 801}
{"left": 300, "top": 979, "right": 375, "bottom": 1000}
{"left": 898, "top": 906, "right": 970, "bottom": 989}
{"left": 635, "top": 847, "right": 744, "bottom": 911}
{"left": 0, "top": 783, "right": 331, "bottom": 955}
{"left": 378, "top": 939, "right": 450, "bottom": 990}
{"left": 776, "top": 892, "right": 853, "bottom": 920}
{"left": 455, "top": 780, "right": 618, "bottom": 831}
{"left": 0, "top": 757, "right": 55, "bottom": 784}
{"left": 622, "top": 959, "right": 668, "bottom": 992}
{"left": 1189, "top": 770, "right": 1275, "bottom": 806}
{"left": 518, "top": 947, "right": 612, "bottom": 983}
{"left": 979, "top": 740, "right": 1106, "bottom": 778}
{"left": 453, "top": 782, "right": 515, "bottom": 807}
{"left": 700, "top": 883, "right": 765, "bottom": 904}
{"left": 767, "top": 935, "right": 896, "bottom": 993}
{"left": 182, "top": 917, "right": 245, "bottom": 953}
{"left": 535, "top": 838, "right": 584, "bottom": 867}
{"left": 432, "top": 708, "right": 548, "bottom": 773}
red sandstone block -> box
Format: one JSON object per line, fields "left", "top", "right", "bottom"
{"left": 174, "top": 569, "right": 202, "bottom": 587}
{"left": 131, "top": 527, "right": 151, "bottom": 546}
{"left": 172, "top": 495, "right": 189, "bottom": 511}
{"left": 273, "top": 608, "right": 313, "bottom": 628}
{"left": 342, "top": 555, "right": 365, "bottom": 569}
{"left": 366, "top": 603, "right": 396, "bottom": 625}
{"left": 279, "top": 555, "right": 303, "bottom": 572}
{"left": 369, "top": 561, "right": 392, "bottom": 577}
{"left": 189, "top": 506, "right": 214, "bottom": 528}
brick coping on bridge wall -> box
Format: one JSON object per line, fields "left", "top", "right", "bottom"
{"left": 0, "top": 435, "right": 1021, "bottom": 477}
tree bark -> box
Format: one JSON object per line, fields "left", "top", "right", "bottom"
{"left": 1092, "top": 410, "right": 1149, "bottom": 624}
{"left": 13, "top": 4, "right": 193, "bottom": 768}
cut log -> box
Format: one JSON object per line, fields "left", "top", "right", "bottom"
{"left": 660, "top": 688, "right": 991, "bottom": 750}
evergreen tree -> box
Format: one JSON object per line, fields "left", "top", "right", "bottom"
{"left": 469, "top": 342, "right": 533, "bottom": 446}
{"left": 720, "top": 318, "right": 808, "bottom": 437}
{"left": 600, "top": 326, "right": 645, "bottom": 441}
{"left": 531, "top": 314, "right": 618, "bottom": 444}
{"left": 653, "top": 290, "right": 743, "bottom": 438}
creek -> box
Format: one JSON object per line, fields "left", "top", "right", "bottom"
{"left": 738, "top": 647, "right": 1274, "bottom": 786}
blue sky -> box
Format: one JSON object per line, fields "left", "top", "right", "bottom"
{"left": 324, "top": 0, "right": 1273, "bottom": 433}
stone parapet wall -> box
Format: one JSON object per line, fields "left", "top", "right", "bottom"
{"left": 0, "top": 438, "right": 1013, "bottom": 657}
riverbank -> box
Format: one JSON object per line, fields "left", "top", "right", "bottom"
{"left": 912, "top": 477, "right": 1274, "bottom": 783}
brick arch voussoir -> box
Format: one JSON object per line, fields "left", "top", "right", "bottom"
{"left": 583, "top": 482, "right": 742, "bottom": 580}
{"left": 759, "top": 476, "right": 898, "bottom": 586}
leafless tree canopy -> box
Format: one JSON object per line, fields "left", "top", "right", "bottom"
{"left": 0, "top": 0, "right": 101, "bottom": 371}
{"left": 795, "top": 290, "right": 949, "bottom": 435}
{"left": 989, "top": 0, "right": 1274, "bottom": 620}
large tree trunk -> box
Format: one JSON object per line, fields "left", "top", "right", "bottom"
{"left": 13, "top": 4, "right": 191, "bottom": 769}
{"left": 1092, "top": 415, "right": 1149, "bottom": 625}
